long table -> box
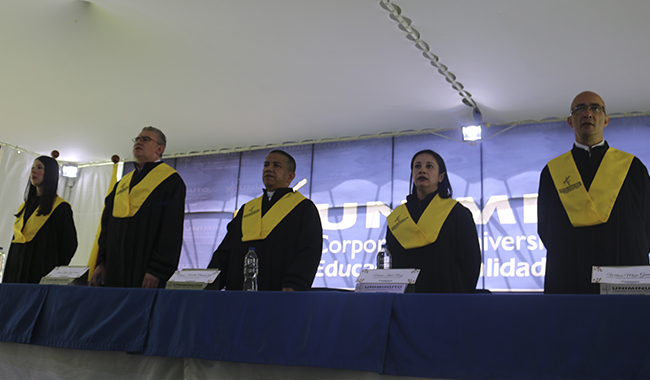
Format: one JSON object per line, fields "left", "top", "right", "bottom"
{"left": 1, "top": 284, "right": 649, "bottom": 379}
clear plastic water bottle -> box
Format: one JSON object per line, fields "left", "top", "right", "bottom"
{"left": 376, "top": 244, "right": 391, "bottom": 269}
{"left": 243, "top": 247, "right": 258, "bottom": 291}
{"left": 0, "top": 247, "right": 5, "bottom": 283}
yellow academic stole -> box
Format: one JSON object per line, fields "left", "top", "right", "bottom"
{"left": 241, "top": 191, "right": 306, "bottom": 242}
{"left": 547, "top": 148, "right": 633, "bottom": 227}
{"left": 388, "top": 195, "right": 457, "bottom": 249}
{"left": 113, "top": 163, "right": 177, "bottom": 218}
{"left": 12, "top": 196, "right": 67, "bottom": 243}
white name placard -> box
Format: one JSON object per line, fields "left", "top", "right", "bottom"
{"left": 166, "top": 269, "right": 220, "bottom": 290}
{"left": 354, "top": 283, "right": 408, "bottom": 293}
{"left": 40, "top": 266, "right": 89, "bottom": 286}
{"left": 599, "top": 284, "right": 650, "bottom": 295}
{"left": 354, "top": 269, "right": 420, "bottom": 293}
{"left": 356, "top": 268, "right": 420, "bottom": 284}
{"left": 592, "top": 266, "right": 650, "bottom": 284}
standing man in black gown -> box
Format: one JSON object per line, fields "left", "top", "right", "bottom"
{"left": 90, "top": 126, "right": 186, "bottom": 288}
{"left": 208, "top": 150, "right": 322, "bottom": 291}
{"left": 538, "top": 91, "right": 650, "bottom": 294}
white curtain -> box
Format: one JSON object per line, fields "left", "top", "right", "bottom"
{"left": 67, "top": 164, "right": 118, "bottom": 266}
{"left": 0, "top": 147, "right": 38, "bottom": 254}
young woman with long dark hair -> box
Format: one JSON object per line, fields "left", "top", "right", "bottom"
{"left": 4, "top": 156, "right": 78, "bottom": 283}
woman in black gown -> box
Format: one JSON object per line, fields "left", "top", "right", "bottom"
{"left": 386, "top": 149, "right": 480, "bottom": 293}
{"left": 4, "top": 156, "right": 77, "bottom": 283}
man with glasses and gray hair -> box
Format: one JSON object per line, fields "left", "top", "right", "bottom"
{"left": 90, "top": 126, "right": 186, "bottom": 288}
{"left": 538, "top": 91, "right": 650, "bottom": 294}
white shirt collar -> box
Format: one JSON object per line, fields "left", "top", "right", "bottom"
{"left": 574, "top": 140, "right": 606, "bottom": 152}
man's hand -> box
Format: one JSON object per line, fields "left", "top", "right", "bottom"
{"left": 89, "top": 264, "right": 105, "bottom": 286}
{"left": 141, "top": 273, "right": 160, "bottom": 289}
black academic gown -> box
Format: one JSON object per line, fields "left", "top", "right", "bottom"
{"left": 209, "top": 188, "right": 323, "bottom": 291}
{"left": 538, "top": 143, "right": 650, "bottom": 294}
{"left": 386, "top": 192, "right": 481, "bottom": 293}
{"left": 97, "top": 161, "right": 186, "bottom": 288}
{"left": 4, "top": 200, "right": 78, "bottom": 284}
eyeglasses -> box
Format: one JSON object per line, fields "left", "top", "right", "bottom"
{"left": 570, "top": 104, "right": 605, "bottom": 116}
{"left": 132, "top": 136, "right": 162, "bottom": 145}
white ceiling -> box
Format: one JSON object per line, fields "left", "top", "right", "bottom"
{"left": 3, "top": 0, "right": 650, "bottom": 164}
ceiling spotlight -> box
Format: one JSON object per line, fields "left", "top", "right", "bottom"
{"left": 62, "top": 164, "right": 79, "bottom": 178}
{"left": 462, "top": 125, "right": 482, "bottom": 142}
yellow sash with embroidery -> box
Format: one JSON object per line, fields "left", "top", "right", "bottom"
{"left": 547, "top": 148, "right": 633, "bottom": 227}
{"left": 241, "top": 191, "right": 306, "bottom": 242}
{"left": 113, "top": 163, "right": 177, "bottom": 218}
{"left": 12, "top": 196, "right": 67, "bottom": 243}
{"left": 388, "top": 195, "right": 457, "bottom": 249}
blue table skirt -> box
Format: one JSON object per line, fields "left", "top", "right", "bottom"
{"left": 144, "top": 290, "right": 393, "bottom": 373}
{"left": 384, "top": 294, "right": 650, "bottom": 379}
{"left": 0, "top": 284, "right": 48, "bottom": 343}
{"left": 1, "top": 284, "right": 649, "bottom": 380}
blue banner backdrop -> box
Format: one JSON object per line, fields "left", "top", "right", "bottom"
{"left": 149, "top": 116, "right": 650, "bottom": 291}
